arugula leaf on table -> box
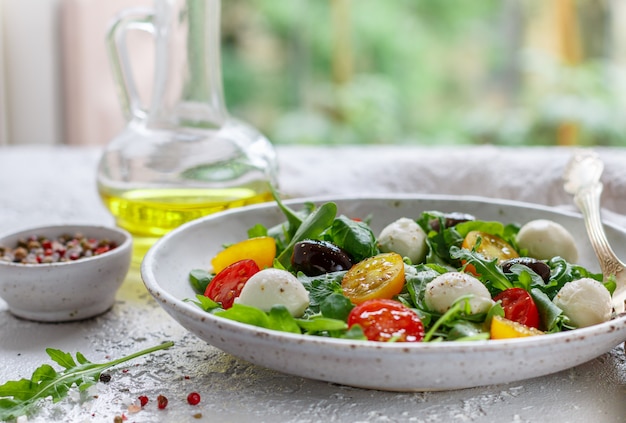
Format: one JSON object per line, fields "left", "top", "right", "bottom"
{"left": 0, "top": 342, "right": 174, "bottom": 422}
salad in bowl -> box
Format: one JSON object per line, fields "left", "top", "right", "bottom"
{"left": 142, "top": 193, "right": 626, "bottom": 390}
{"left": 186, "top": 193, "right": 617, "bottom": 344}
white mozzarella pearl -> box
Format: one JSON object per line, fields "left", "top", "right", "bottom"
{"left": 553, "top": 277, "right": 612, "bottom": 328}
{"left": 424, "top": 272, "right": 494, "bottom": 314}
{"left": 378, "top": 217, "right": 428, "bottom": 264}
{"left": 235, "top": 268, "right": 310, "bottom": 317}
{"left": 516, "top": 219, "right": 578, "bottom": 263}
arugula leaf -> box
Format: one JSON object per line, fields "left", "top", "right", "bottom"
{"left": 319, "top": 293, "right": 354, "bottom": 321}
{"left": 423, "top": 296, "right": 498, "bottom": 342}
{"left": 424, "top": 225, "right": 464, "bottom": 266}
{"left": 264, "top": 190, "right": 316, "bottom": 256}
{"left": 530, "top": 288, "right": 571, "bottom": 332}
{"left": 504, "top": 264, "right": 545, "bottom": 291}
{"left": 247, "top": 223, "right": 268, "bottom": 238}
{"left": 214, "top": 303, "right": 272, "bottom": 328}
{"left": 270, "top": 185, "right": 304, "bottom": 235}
{"left": 0, "top": 342, "right": 174, "bottom": 421}
{"left": 327, "top": 215, "right": 379, "bottom": 263}
{"left": 185, "top": 294, "right": 221, "bottom": 311}
{"left": 456, "top": 220, "right": 521, "bottom": 248}
{"left": 455, "top": 220, "right": 506, "bottom": 238}
{"left": 604, "top": 277, "right": 617, "bottom": 296}
{"left": 297, "top": 271, "right": 345, "bottom": 313}
{"left": 447, "top": 321, "right": 489, "bottom": 341}
{"left": 449, "top": 246, "right": 513, "bottom": 293}
{"left": 189, "top": 269, "right": 213, "bottom": 294}
{"left": 423, "top": 296, "right": 474, "bottom": 342}
{"left": 296, "top": 316, "right": 349, "bottom": 334}
{"left": 538, "top": 257, "right": 603, "bottom": 299}
{"left": 213, "top": 304, "right": 349, "bottom": 336}
{"left": 419, "top": 224, "right": 460, "bottom": 267}
{"left": 403, "top": 264, "right": 442, "bottom": 310}
{"left": 342, "top": 325, "right": 367, "bottom": 340}
{"left": 276, "top": 202, "right": 338, "bottom": 268}
{"left": 267, "top": 306, "right": 302, "bottom": 334}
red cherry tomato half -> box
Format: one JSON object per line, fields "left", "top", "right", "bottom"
{"left": 493, "top": 287, "right": 540, "bottom": 329}
{"left": 347, "top": 299, "right": 425, "bottom": 342}
{"left": 204, "top": 259, "right": 260, "bottom": 309}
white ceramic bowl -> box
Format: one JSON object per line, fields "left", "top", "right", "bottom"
{"left": 0, "top": 224, "right": 132, "bottom": 322}
{"left": 142, "top": 195, "right": 626, "bottom": 391}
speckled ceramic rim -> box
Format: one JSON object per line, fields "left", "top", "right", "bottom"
{"left": 142, "top": 194, "right": 626, "bottom": 390}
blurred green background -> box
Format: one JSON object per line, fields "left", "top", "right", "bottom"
{"left": 219, "top": 0, "right": 626, "bottom": 146}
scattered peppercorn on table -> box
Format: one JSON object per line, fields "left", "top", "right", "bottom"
{"left": 1, "top": 145, "right": 625, "bottom": 422}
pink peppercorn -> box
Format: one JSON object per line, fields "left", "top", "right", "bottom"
{"left": 187, "top": 392, "right": 201, "bottom": 405}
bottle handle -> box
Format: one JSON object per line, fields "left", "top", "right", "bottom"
{"left": 106, "top": 8, "right": 155, "bottom": 122}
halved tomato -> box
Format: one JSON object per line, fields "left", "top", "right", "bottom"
{"left": 461, "top": 231, "right": 519, "bottom": 275}
{"left": 341, "top": 252, "right": 405, "bottom": 305}
{"left": 493, "top": 287, "right": 540, "bottom": 329}
{"left": 205, "top": 259, "right": 260, "bottom": 309}
{"left": 347, "top": 299, "right": 424, "bottom": 342}
{"left": 490, "top": 315, "right": 544, "bottom": 339}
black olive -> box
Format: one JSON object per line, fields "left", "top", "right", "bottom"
{"left": 500, "top": 257, "right": 551, "bottom": 283}
{"left": 429, "top": 212, "right": 476, "bottom": 232}
{"left": 291, "top": 240, "right": 353, "bottom": 276}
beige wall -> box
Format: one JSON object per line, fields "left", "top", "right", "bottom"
{"left": 61, "top": 0, "right": 153, "bottom": 146}
{"left": 0, "top": 0, "right": 6, "bottom": 145}
{"left": 1, "top": 0, "right": 62, "bottom": 145}
{"left": 0, "top": 0, "right": 151, "bottom": 146}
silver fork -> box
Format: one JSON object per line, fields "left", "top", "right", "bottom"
{"left": 563, "top": 149, "right": 626, "bottom": 314}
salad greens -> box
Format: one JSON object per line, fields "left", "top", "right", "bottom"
{"left": 0, "top": 342, "right": 174, "bottom": 422}
{"left": 189, "top": 193, "right": 610, "bottom": 341}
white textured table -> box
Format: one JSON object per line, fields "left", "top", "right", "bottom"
{"left": 0, "top": 145, "right": 625, "bottom": 423}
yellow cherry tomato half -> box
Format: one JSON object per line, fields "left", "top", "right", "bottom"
{"left": 461, "top": 230, "right": 519, "bottom": 275}
{"left": 341, "top": 252, "right": 405, "bottom": 305}
{"left": 490, "top": 315, "right": 544, "bottom": 340}
{"left": 211, "top": 236, "right": 276, "bottom": 274}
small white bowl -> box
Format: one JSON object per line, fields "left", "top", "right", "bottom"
{"left": 0, "top": 224, "right": 132, "bottom": 322}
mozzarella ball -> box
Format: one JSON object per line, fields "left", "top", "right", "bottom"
{"left": 424, "top": 272, "right": 494, "bottom": 315}
{"left": 516, "top": 219, "right": 578, "bottom": 263}
{"left": 378, "top": 217, "right": 428, "bottom": 264}
{"left": 234, "top": 268, "right": 310, "bottom": 317}
{"left": 553, "top": 278, "right": 612, "bottom": 328}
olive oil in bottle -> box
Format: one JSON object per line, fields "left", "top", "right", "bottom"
{"left": 99, "top": 185, "right": 273, "bottom": 263}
